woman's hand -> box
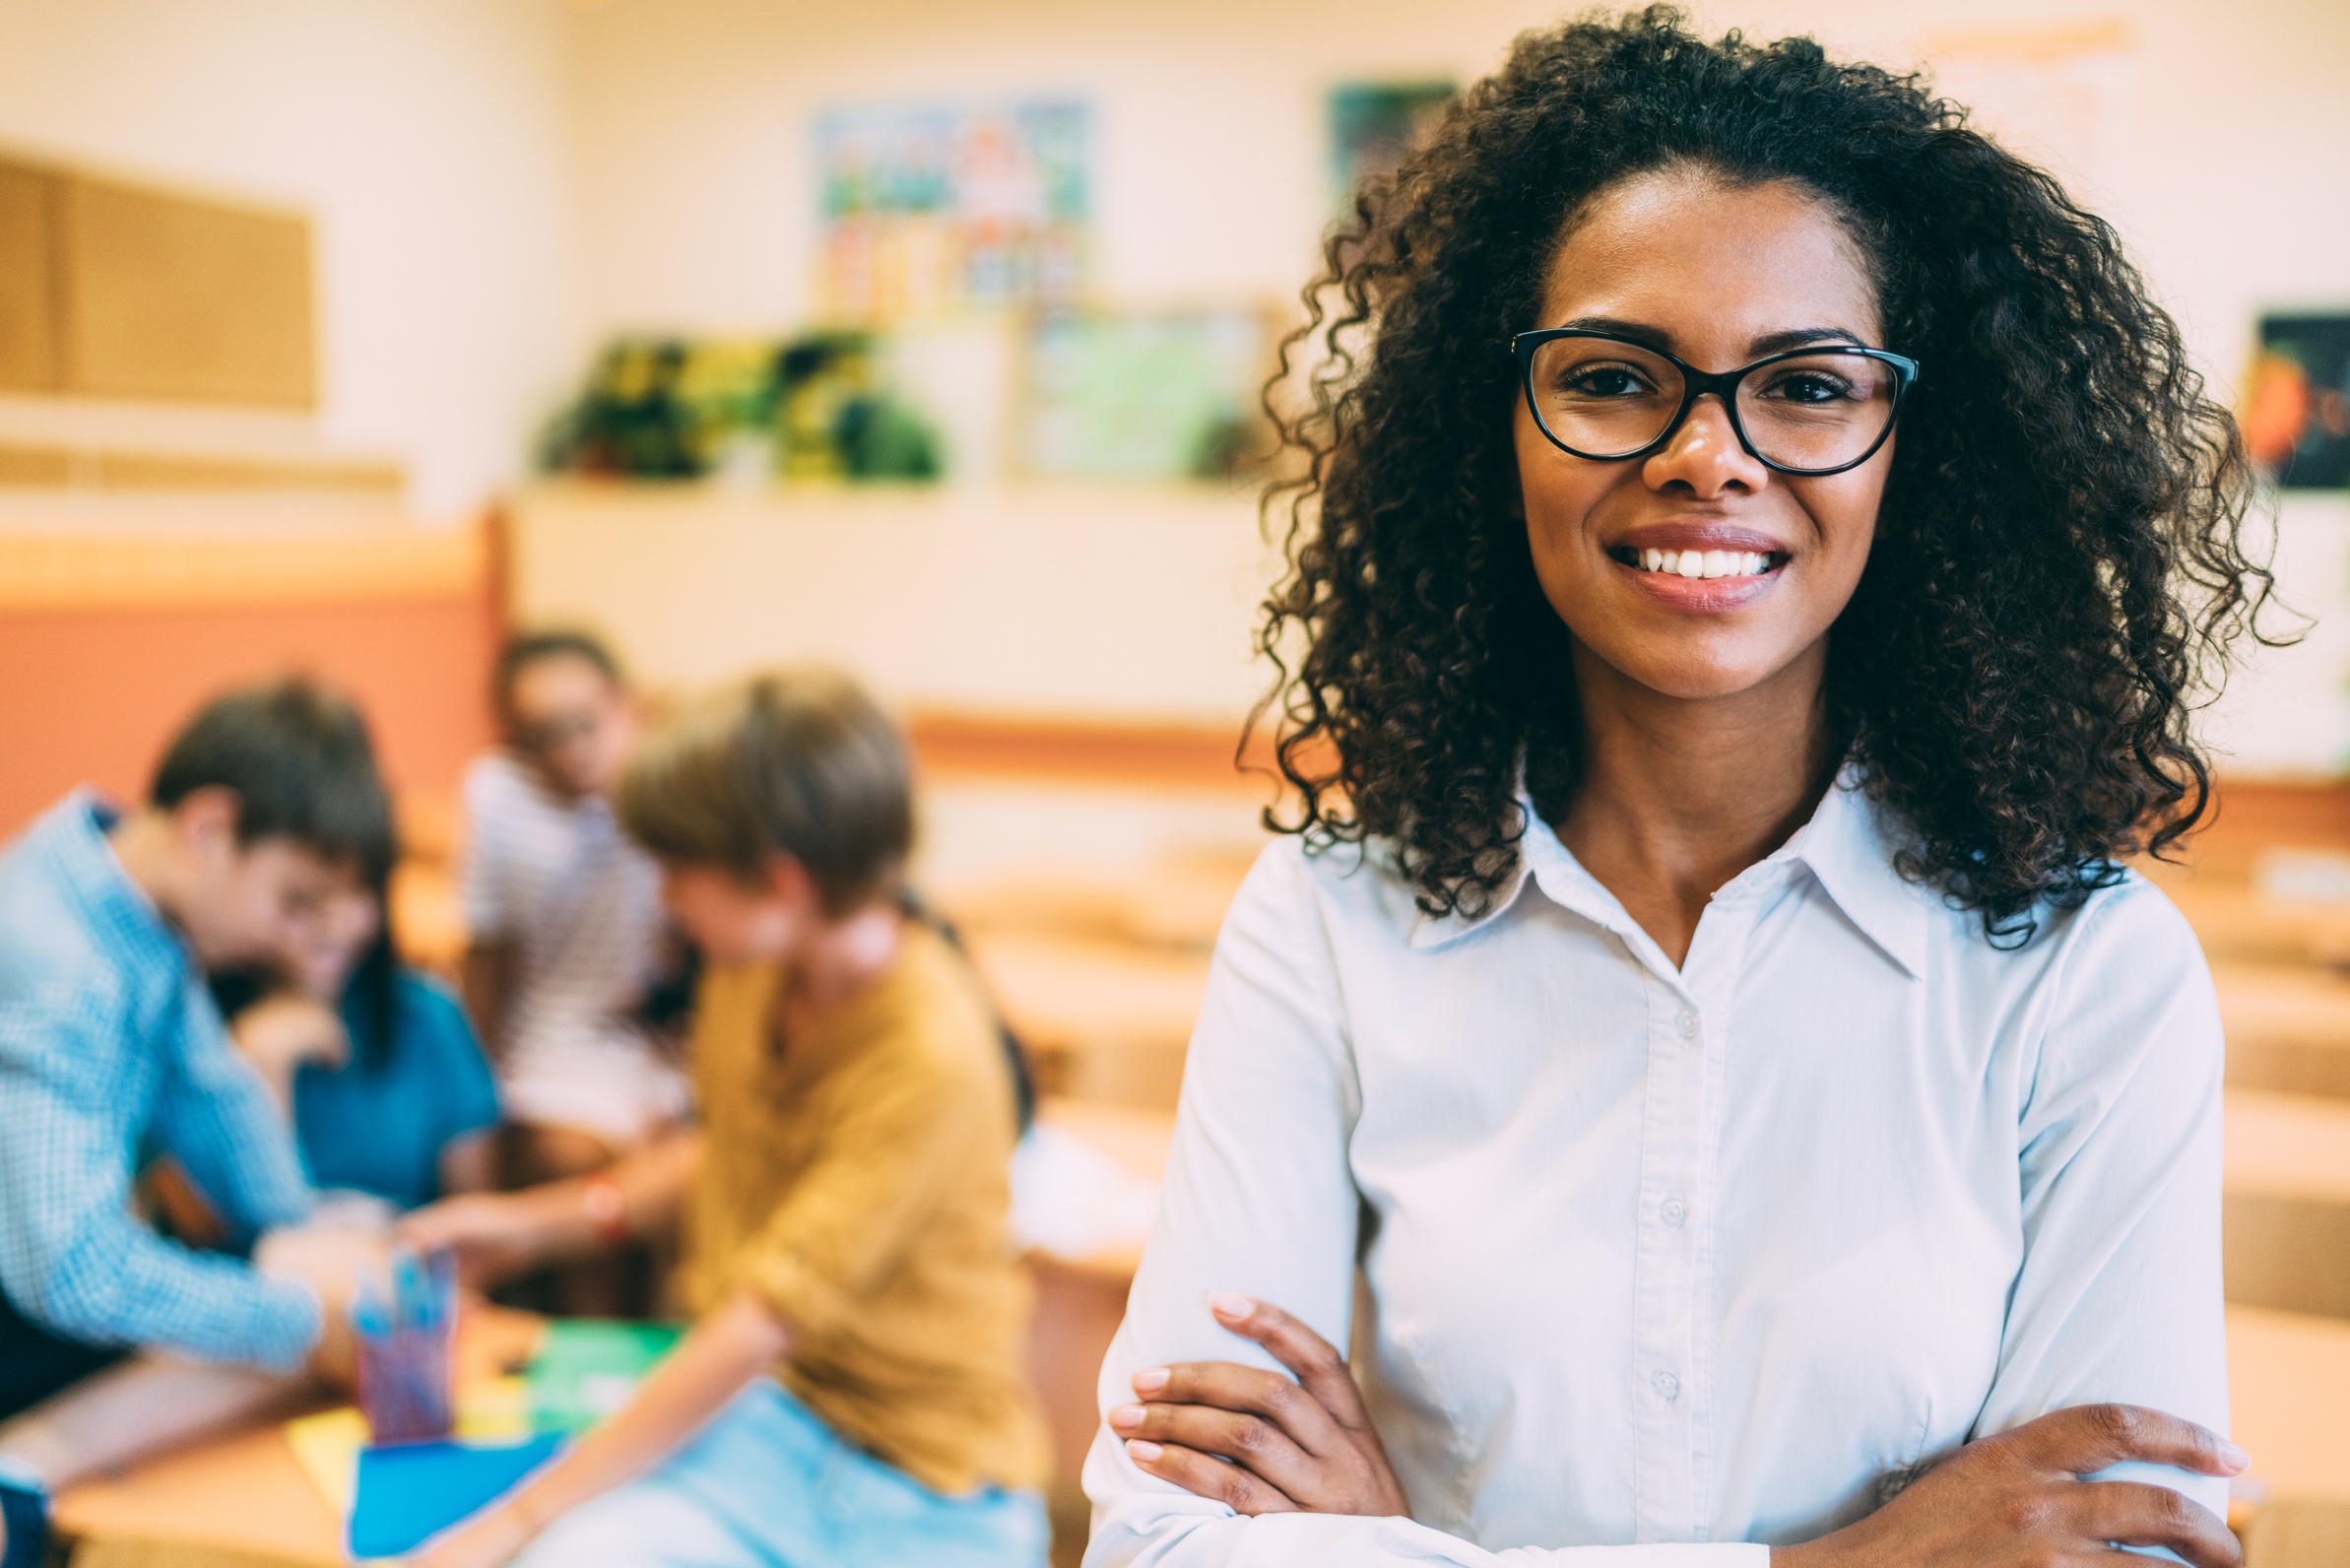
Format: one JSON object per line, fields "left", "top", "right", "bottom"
{"left": 1775, "top": 1404, "right": 2248, "bottom": 1568}
{"left": 1107, "top": 1292, "right": 1408, "bottom": 1518}
{"left": 408, "top": 1503, "right": 534, "bottom": 1568}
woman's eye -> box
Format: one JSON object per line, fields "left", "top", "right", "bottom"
{"left": 1762, "top": 372, "right": 1855, "bottom": 404}
{"left": 1563, "top": 366, "right": 1651, "bottom": 398}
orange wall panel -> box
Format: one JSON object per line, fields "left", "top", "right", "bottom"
{"left": 0, "top": 596, "right": 495, "bottom": 837}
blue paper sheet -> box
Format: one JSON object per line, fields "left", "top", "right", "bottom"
{"left": 348, "top": 1434, "right": 565, "bottom": 1559}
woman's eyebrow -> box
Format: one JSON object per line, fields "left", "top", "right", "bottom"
{"left": 1554, "top": 318, "right": 1870, "bottom": 356}
{"left": 1748, "top": 326, "right": 1867, "bottom": 355}
{"left": 1557, "top": 315, "right": 1672, "bottom": 351}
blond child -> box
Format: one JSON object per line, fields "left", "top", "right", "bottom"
{"left": 405, "top": 668, "right": 1048, "bottom": 1568}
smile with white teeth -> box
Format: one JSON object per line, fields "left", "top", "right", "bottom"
{"left": 1613, "top": 547, "right": 1780, "bottom": 579}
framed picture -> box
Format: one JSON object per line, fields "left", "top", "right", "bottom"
{"left": 1328, "top": 81, "right": 1456, "bottom": 212}
{"left": 1017, "top": 306, "right": 1275, "bottom": 483}
{"left": 815, "top": 99, "right": 1089, "bottom": 322}
{"left": 2245, "top": 314, "right": 2350, "bottom": 490}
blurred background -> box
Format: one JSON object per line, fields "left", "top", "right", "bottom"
{"left": 1, "top": 0, "right": 2347, "bottom": 1561}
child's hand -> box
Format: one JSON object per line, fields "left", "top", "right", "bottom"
{"left": 397, "top": 1191, "right": 560, "bottom": 1289}
{"left": 1107, "top": 1292, "right": 1409, "bottom": 1518}
{"left": 230, "top": 994, "right": 350, "bottom": 1092}
{"left": 254, "top": 1222, "right": 386, "bottom": 1392}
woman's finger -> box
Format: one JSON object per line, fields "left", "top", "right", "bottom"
{"left": 1111, "top": 1398, "right": 1327, "bottom": 1497}
{"left": 1208, "top": 1293, "right": 1372, "bottom": 1430}
{"left": 2001, "top": 1405, "right": 2250, "bottom": 1481}
{"left": 1135, "top": 1358, "right": 1348, "bottom": 1458}
{"left": 1124, "top": 1438, "right": 1300, "bottom": 1517}
{"left": 2074, "top": 1479, "right": 2243, "bottom": 1568}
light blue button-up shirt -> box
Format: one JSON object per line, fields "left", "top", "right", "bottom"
{"left": 0, "top": 792, "right": 318, "bottom": 1372}
{"left": 1084, "top": 777, "right": 2228, "bottom": 1564}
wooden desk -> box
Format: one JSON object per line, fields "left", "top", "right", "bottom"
{"left": 2213, "top": 962, "right": 2350, "bottom": 1101}
{"left": 2225, "top": 1089, "right": 2350, "bottom": 1320}
{"left": 53, "top": 1415, "right": 343, "bottom": 1567}
{"left": 965, "top": 930, "right": 1208, "bottom": 1110}
{"left": 2230, "top": 1304, "right": 2350, "bottom": 1568}
{"left": 50, "top": 1305, "right": 545, "bottom": 1567}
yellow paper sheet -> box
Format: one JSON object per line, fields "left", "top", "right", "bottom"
{"left": 283, "top": 1377, "right": 533, "bottom": 1519}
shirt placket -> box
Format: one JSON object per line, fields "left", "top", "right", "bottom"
{"left": 1628, "top": 891, "right": 1755, "bottom": 1542}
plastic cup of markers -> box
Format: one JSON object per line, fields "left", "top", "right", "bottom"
{"left": 354, "top": 1248, "right": 457, "bottom": 1445}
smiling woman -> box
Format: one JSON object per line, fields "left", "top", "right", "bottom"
{"left": 1083, "top": 8, "right": 2270, "bottom": 1568}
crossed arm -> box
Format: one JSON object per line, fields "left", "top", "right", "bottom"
{"left": 1120, "top": 1294, "right": 2247, "bottom": 1568}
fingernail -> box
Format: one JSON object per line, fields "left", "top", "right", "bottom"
{"left": 2219, "top": 1441, "right": 2252, "bottom": 1471}
{"left": 1208, "top": 1290, "right": 1255, "bottom": 1321}
{"left": 1131, "top": 1367, "right": 1169, "bottom": 1395}
{"left": 1126, "top": 1439, "right": 1163, "bottom": 1463}
{"left": 1108, "top": 1404, "right": 1145, "bottom": 1429}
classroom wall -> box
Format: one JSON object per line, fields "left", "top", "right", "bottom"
{"left": 0, "top": 522, "right": 500, "bottom": 835}
{"left": 0, "top": 0, "right": 589, "bottom": 522}
{"left": 549, "top": 0, "right": 2350, "bottom": 771}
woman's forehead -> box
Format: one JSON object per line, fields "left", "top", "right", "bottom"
{"left": 1540, "top": 172, "right": 1882, "bottom": 352}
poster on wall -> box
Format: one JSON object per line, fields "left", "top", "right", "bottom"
{"left": 1019, "top": 306, "right": 1271, "bottom": 483}
{"left": 2245, "top": 314, "right": 2350, "bottom": 490}
{"left": 816, "top": 99, "right": 1088, "bottom": 323}
{"left": 1328, "top": 81, "right": 1455, "bottom": 211}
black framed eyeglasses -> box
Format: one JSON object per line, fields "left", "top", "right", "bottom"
{"left": 1510, "top": 329, "right": 1920, "bottom": 477}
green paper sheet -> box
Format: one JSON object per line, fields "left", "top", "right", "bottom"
{"left": 525, "top": 1320, "right": 686, "bottom": 1434}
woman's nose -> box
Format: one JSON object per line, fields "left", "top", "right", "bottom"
{"left": 1643, "top": 395, "right": 1769, "bottom": 496}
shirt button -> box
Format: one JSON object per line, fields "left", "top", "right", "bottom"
{"left": 1662, "top": 1195, "right": 1688, "bottom": 1228}
{"left": 1675, "top": 1009, "right": 1699, "bottom": 1040}
{"left": 1653, "top": 1370, "right": 1680, "bottom": 1400}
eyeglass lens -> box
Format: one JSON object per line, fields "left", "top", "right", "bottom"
{"left": 1527, "top": 339, "right": 1899, "bottom": 470}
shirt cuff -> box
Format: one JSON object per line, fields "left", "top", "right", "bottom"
{"left": 247, "top": 1274, "right": 326, "bottom": 1375}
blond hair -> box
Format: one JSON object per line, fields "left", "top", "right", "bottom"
{"left": 618, "top": 666, "right": 912, "bottom": 914}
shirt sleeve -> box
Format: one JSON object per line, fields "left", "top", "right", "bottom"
{"left": 151, "top": 980, "right": 314, "bottom": 1245}
{"left": 0, "top": 987, "right": 320, "bottom": 1373}
{"left": 728, "top": 1034, "right": 979, "bottom": 1350}
{"left": 1081, "top": 846, "right": 1766, "bottom": 1568}
{"left": 1973, "top": 879, "right": 2232, "bottom": 1539}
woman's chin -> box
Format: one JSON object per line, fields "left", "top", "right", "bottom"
{"left": 1581, "top": 630, "right": 1824, "bottom": 705}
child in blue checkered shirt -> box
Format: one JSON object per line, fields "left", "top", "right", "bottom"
{"left": 0, "top": 679, "right": 400, "bottom": 1546}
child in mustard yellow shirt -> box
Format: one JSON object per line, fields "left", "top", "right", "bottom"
{"left": 405, "top": 668, "right": 1048, "bottom": 1568}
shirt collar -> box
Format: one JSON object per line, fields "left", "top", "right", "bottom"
{"left": 1404, "top": 771, "right": 1930, "bottom": 979}
{"left": 34, "top": 787, "right": 188, "bottom": 981}
{"left": 1782, "top": 771, "right": 1931, "bottom": 979}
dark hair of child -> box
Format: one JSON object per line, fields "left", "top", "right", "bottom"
{"left": 492, "top": 627, "right": 625, "bottom": 722}
{"left": 153, "top": 677, "right": 397, "bottom": 885}
{"left": 175, "top": 679, "right": 400, "bottom": 1064}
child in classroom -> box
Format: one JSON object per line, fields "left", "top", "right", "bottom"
{"left": 403, "top": 667, "right": 1050, "bottom": 1568}
{"left": 460, "top": 630, "right": 681, "bottom": 1307}
{"left": 0, "top": 680, "right": 394, "bottom": 1539}
{"left": 211, "top": 845, "right": 500, "bottom": 1214}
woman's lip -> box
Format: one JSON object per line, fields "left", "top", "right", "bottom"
{"left": 1611, "top": 523, "right": 1788, "bottom": 555}
{"left": 1611, "top": 553, "right": 1784, "bottom": 612}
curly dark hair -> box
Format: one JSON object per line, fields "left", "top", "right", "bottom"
{"left": 1256, "top": 5, "right": 2274, "bottom": 943}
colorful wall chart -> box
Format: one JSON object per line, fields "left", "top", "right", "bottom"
{"left": 816, "top": 99, "right": 1089, "bottom": 322}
